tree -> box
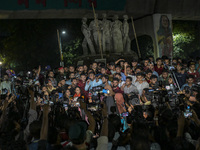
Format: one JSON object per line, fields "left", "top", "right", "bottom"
{"left": 172, "top": 21, "right": 200, "bottom": 58}
{"left": 62, "top": 38, "right": 81, "bottom": 65}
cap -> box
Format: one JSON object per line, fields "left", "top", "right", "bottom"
{"left": 69, "top": 121, "right": 88, "bottom": 140}
{"left": 58, "top": 67, "right": 64, "bottom": 71}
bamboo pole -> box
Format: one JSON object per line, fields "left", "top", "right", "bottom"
{"left": 57, "top": 29, "right": 63, "bottom": 62}
{"left": 131, "top": 17, "right": 141, "bottom": 58}
{"left": 92, "top": 3, "right": 103, "bottom": 59}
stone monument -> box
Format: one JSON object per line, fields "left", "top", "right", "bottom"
{"left": 101, "top": 13, "right": 112, "bottom": 52}
{"left": 81, "top": 17, "right": 96, "bottom": 55}
{"left": 89, "top": 14, "right": 102, "bottom": 53}
{"left": 122, "top": 15, "right": 131, "bottom": 53}
{"left": 111, "top": 15, "right": 123, "bottom": 53}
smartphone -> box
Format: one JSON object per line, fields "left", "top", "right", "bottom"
{"left": 166, "top": 86, "right": 170, "bottom": 90}
{"left": 41, "top": 106, "right": 51, "bottom": 112}
{"left": 87, "top": 104, "right": 98, "bottom": 111}
{"left": 58, "top": 93, "right": 63, "bottom": 99}
{"left": 148, "top": 89, "right": 154, "bottom": 92}
{"left": 75, "top": 102, "right": 80, "bottom": 107}
{"left": 184, "top": 105, "right": 192, "bottom": 118}
{"left": 63, "top": 104, "right": 68, "bottom": 111}
{"left": 122, "top": 112, "right": 129, "bottom": 117}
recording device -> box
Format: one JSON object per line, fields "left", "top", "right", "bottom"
{"left": 166, "top": 85, "right": 170, "bottom": 90}
{"left": 63, "top": 104, "right": 68, "bottom": 111}
{"left": 87, "top": 104, "right": 99, "bottom": 111}
{"left": 128, "top": 92, "right": 140, "bottom": 105}
{"left": 169, "top": 66, "right": 175, "bottom": 71}
{"left": 184, "top": 105, "right": 192, "bottom": 118}
{"left": 92, "top": 86, "right": 109, "bottom": 94}
{"left": 58, "top": 93, "right": 63, "bottom": 99}
{"left": 2, "top": 88, "right": 8, "bottom": 94}
{"left": 122, "top": 112, "right": 129, "bottom": 117}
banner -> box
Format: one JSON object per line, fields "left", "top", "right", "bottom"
{"left": 153, "top": 14, "right": 173, "bottom": 58}
{"left": 0, "top": 0, "right": 126, "bottom": 11}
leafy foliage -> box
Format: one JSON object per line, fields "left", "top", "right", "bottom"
{"left": 62, "top": 38, "right": 81, "bottom": 65}
{"left": 172, "top": 21, "right": 200, "bottom": 58}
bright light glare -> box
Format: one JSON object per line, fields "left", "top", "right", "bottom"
{"left": 0, "top": 62, "right": 2, "bottom": 65}
{"left": 62, "top": 31, "right": 66, "bottom": 34}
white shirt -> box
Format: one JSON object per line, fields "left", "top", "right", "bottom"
{"left": 134, "top": 81, "right": 149, "bottom": 95}
{"left": 0, "top": 81, "right": 11, "bottom": 94}
{"left": 118, "top": 81, "right": 125, "bottom": 88}
{"left": 128, "top": 75, "right": 137, "bottom": 84}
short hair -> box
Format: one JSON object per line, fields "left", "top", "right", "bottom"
{"left": 115, "top": 73, "right": 121, "bottom": 77}
{"left": 115, "top": 65, "right": 121, "bottom": 69}
{"left": 162, "top": 55, "right": 169, "bottom": 60}
{"left": 126, "top": 76, "right": 132, "bottom": 81}
{"left": 145, "top": 69, "right": 153, "bottom": 74}
{"left": 126, "top": 66, "right": 131, "bottom": 69}
{"left": 102, "top": 75, "right": 109, "bottom": 80}
{"left": 69, "top": 65, "right": 75, "bottom": 68}
{"left": 69, "top": 72, "right": 75, "bottom": 76}
{"left": 80, "top": 73, "right": 86, "bottom": 76}
{"left": 71, "top": 78, "right": 77, "bottom": 82}
{"left": 144, "top": 57, "right": 150, "bottom": 61}
{"left": 136, "top": 72, "right": 145, "bottom": 77}
{"left": 156, "top": 58, "right": 162, "bottom": 62}
{"left": 132, "top": 59, "right": 138, "bottom": 62}
{"left": 88, "top": 71, "right": 95, "bottom": 75}
{"left": 101, "top": 66, "right": 107, "bottom": 70}
{"left": 135, "top": 66, "right": 143, "bottom": 71}
{"left": 78, "top": 65, "right": 83, "bottom": 68}
{"left": 162, "top": 69, "right": 169, "bottom": 73}
{"left": 150, "top": 75, "right": 158, "bottom": 80}
{"left": 188, "top": 75, "right": 194, "bottom": 79}
{"left": 149, "top": 62, "right": 154, "bottom": 65}
{"left": 113, "top": 78, "right": 119, "bottom": 82}
{"left": 29, "top": 121, "right": 42, "bottom": 139}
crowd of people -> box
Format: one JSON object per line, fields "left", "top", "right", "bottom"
{"left": 0, "top": 55, "right": 200, "bottom": 150}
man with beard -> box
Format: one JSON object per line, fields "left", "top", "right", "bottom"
{"left": 112, "top": 78, "right": 124, "bottom": 94}
{"left": 47, "top": 71, "right": 57, "bottom": 87}
{"left": 122, "top": 76, "right": 138, "bottom": 95}
{"left": 75, "top": 65, "right": 84, "bottom": 79}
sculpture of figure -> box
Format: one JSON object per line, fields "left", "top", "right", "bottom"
{"left": 122, "top": 15, "right": 131, "bottom": 52}
{"left": 102, "top": 13, "right": 112, "bottom": 52}
{"left": 111, "top": 15, "right": 123, "bottom": 53}
{"left": 89, "top": 14, "right": 102, "bottom": 53}
{"left": 81, "top": 17, "right": 96, "bottom": 55}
